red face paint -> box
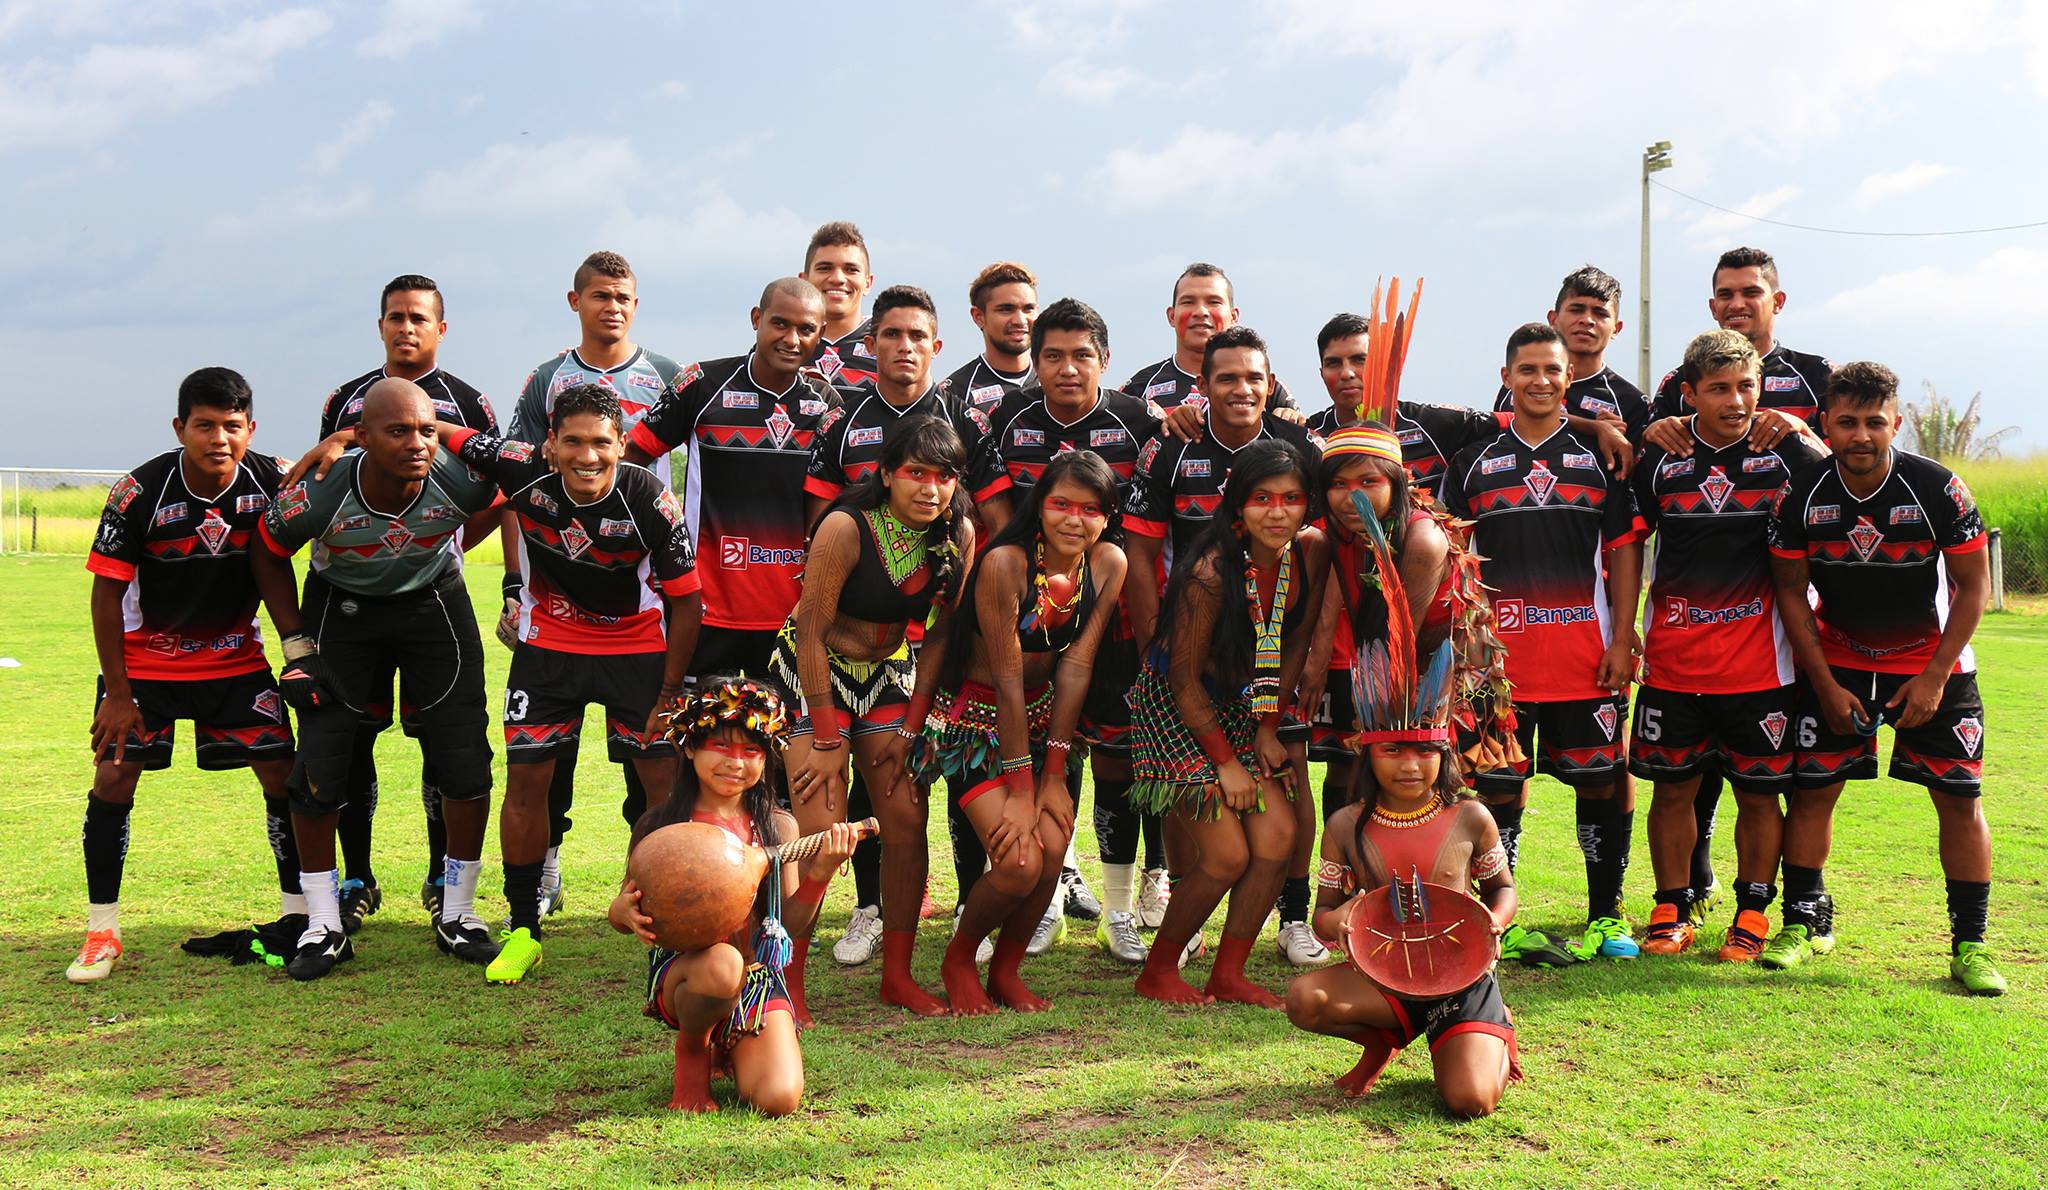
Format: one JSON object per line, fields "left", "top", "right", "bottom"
{"left": 700, "top": 740, "right": 765, "bottom": 760}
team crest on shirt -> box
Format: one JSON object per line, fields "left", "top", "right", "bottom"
{"left": 1592, "top": 701, "right": 1618, "bottom": 741}
{"left": 1481, "top": 454, "right": 1517, "bottom": 476}
{"left": 963, "top": 406, "right": 992, "bottom": 436}
{"left": 1136, "top": 438, "right": 1160, "bottom": 471}
{"left": 1015, "top": 428, "right": 1045, "bottom": 447}
{"left": 1890, "top": 505, "right": 1924, "bottom": 524}
{"left": 816, "top": 347, "right": 843, "bottom": 379}
{"left": 723, "top": 391, "right": 758, "bottom": 409}
{"left": 1952, "top": 716, "right": 1983, "bottom": 756}
{"left": 656, "top": 489, "right": 685, "bottom": 528}
{"left": 765, "top": 404, "right": 795, "bottom": 448}
{"left": 1760, "top": 710, "right": 1788, "bottom": 749}
{"left": 560, "top": 521, "right": 592, "bottom": 560}
{"left": 1698, "top": 466, "right": 1735, "bottom": 513}
{"left": 1091, "top": 427, "right": 1127, "bottom": 447}
{"left": 107, "top": 475, "right": 141, "bottom": 513}
{"left": 529, "top": 489, "right": 558, "bottom": 515}
{"left": 673, "top": 362, "right": 703, "bottom": 392}
{"left": 275, "top": 484, "right": 309, "bottom": 522}
{"left": 382, "top": 521, "right": 415, "bottom": 553}
{"left": 236, "top": 493, "right": 268, "bottom": 514}
{"left": 1944, "top": 474, "right": 1972, "bottom": 516}
{"left": 334, "top": 514, "right": 372, "bottom": 532}
{"left": 252, "top": 688, "right": 283, "bottom": 722}
{"left": 598, "top": 517, "right": 633, "bottom": 537}
{"left": 1846, "top": 516, "right": 1884, "bottom": 562}
{"left": 154, "top": 502, "right": 188, "bottom": 528}
{"left": 1764, "top": 376, "right": 1800, "bottom": 392}
{"left": 194, "top": 508, "right": 232, "bottom": 555}
{"left": 497, "top": 440, "right": 534, "bottom": 463}
{"left": 1523, "top": 460, "right": 1557, "bottom": 504}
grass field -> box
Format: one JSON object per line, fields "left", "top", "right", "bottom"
{"left": 1, "top": 554, "right": 2044, "bottom": 1189}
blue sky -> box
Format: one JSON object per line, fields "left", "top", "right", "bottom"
{"left": 4, "top": 0, "right": 2045, "bottom": 469}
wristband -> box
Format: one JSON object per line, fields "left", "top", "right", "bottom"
{"left": 281, "top": 633, "right": 317, "bottom": 663}
{"left": 903, "top": 690, "right": 934, "bottom": 732}
{"left": 1196, "top": 728, "right": 1237, "bottom": 767}
{"left": 502, "top": 573, "right": 522, "bottom": 600}
{"left": 790, "top": 880, "right": 828, "bottom": 905}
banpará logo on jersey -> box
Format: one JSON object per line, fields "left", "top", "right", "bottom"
{"left": 1742, "top": 456, "right": 1782, "bottom": 473}
{"left": 598, "top": 517, "right": 633, "bottom": 537}
{"left": 1667, "top": 596, "right": 1765, "bottom": 627}
{"left": 1144, "top": 381, "right": 1177, "bottom": 402}
{"left": 1953, "top": 715, "right": 1983, "bottom": 756}
{"left": 1764, "top": 376, "right": 1801, "bottom": 391}
{"left": 1580, "top": 397, "right": 1619, "bottom": 418}
{"left": 849, "top": 342, "right": 875, "bottom": 360}
{"left": 720, "top": 535, "right": 802, "bottom": 570}
{"left": 968, "top": 384, "right": 1003, "bottom": 405}
{"left": 1091, "top": 427, "right": 1127, "bottom": 447}
{"left": 723, "top": 391, "right": 758, "bottom": 409}
{"left": 1491, "top": 598, "right": 1597, "bottom": 633}
{"left": 1014, "top": 428, "right": 1045, "bottom": 446}
{"left": 799, "top": 399, "right": 826, "bottom": 416}
{"left": 153, "top": 502, "right": 188, "bottom": 527}
{"left": 334, "top": 514, "right": 372, "bottom": 532}
{"left": 1480, "top": 454, "right": 1517, "bottom": 476}
{"left": 108, "top": 475, "right": 141, "bottom": 513}
{"left": 529, "top": 489, "right": 558, "bottom": 515}
{"left": 1807, "top": 504, "right": 1840, "bottom": 526}
{"left": 848, "top": 426, "right": 884, "bottom": 447}
{"left": 497, "top": 439, "right": 534, "bottom": 463}
{"left": 1180, "top": 458, "right": 1211, "bottom": 478}
{"left": 1562, "top": 452, "right": 1600, "bottom": 471}
{"left": 1659, "top": 457, "right": 1695, "bottom": 479}
{"left": 1890, "top": 505, "right": 1925, "bottom": 524}
{"left": 235, "top": 493, "right": 268, "bottom": 514}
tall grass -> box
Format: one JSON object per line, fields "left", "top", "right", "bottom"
{"left": 1955, "top": 453, "right": 2048, "bottom": 593}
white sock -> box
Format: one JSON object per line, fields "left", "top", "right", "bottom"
{"left": 87, "top": 902, "right": 120, "bottom": 937}
{"left": 1063, "top": 835, "right": 1081, "bottom": 871}
{"left": 280, "top": 891, "right": 308, "bottom": 917}
{"left": 443, "top": 856, "right": 480, "bottom": 923}
{"left": 1102, "top": 863, "right": 1136, "bottom": 916}
{"left": 541, "top": 845, "right": 562, "bottom": 890}
{"left": 301, "top": 869, "right": 341, "bottom": 944}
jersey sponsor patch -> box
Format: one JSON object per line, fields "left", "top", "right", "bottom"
{"left": 656, "top": 489, "right": 685, "bottom": 528}
{"left": 1523, "top": 460, "right": 1557, "bottom": 504}
{"left": 968, "top": 383, "right": 1003, "bottom": 405}
{"left": 154, "top": 502, "right": 188, "bottom": 528}
{"left": 1944, "top": 474, "right": 1972, "bottom": 516}
{"left": 1397, "top": 428, "right": 1426, "bottom": 446}
{"left": 107, "top": 475, "right": 141, "bottom": 513}
{"left": 1890, "top": 505, "right": 1925, "bottom": 524}
{"left": 1143, "top": 380, "right": 1177, "bottom": 401}
{"left": 1846, "top": 516, "right": 1884, "bottom": 562}
{"left": 1953, "top": 715, "right": 1983, "bottom": 756}
{"left": 529, "top": 489, "right": 558, "bottom": 515}
{"left": 1764, "top": 376, "right": 1801, "bottom": 391}
{"left": 334, "top": 513, "right": 372, "bottom": 532}
{"left": 799, "top": 399, "right": 826, "bottom": 415}
{"left": 1480, "top": 454, "right": 1517, "bottom": 476}
{"left": 1562, "top": 452, "right": 1600, "bottom": 471}
{"left": 560, "top": 521, "right": 592, "bottom": 560}
{"left": 432, "top": 398, "right": 460, "bottom": 417}
{"left": 963, "top": 406, "right": 991, "bottom": 435}
{"left": 1659, "top": 457, "right": 1695, "bottom": 479}
{"left": 723, "top": 391, "right": 758, "bottom": 409}
{"left": 194, "top": 508, "right": 231, "bottom": 554}
{"left": 236, "top": 493, "right": 268, "bottom": 514}
{"left": 1014, "top": 428, "right": 1045, "bottom": 446}
{"left": 1180, "top": 458, "right": 1211, "bottom": 478}
{"left": 629, "top": 372, "right": 663, "bottom": 390}
{"left": 1091, "top": 427, "right": 1128, "bottom": 447}
{"left": 1743, "top": 456, "right": 1782, "bottom": 473}
{"left": 848, "top": 426, "right": 884, "bottom": 447}
{"left": 849, "top": 342, "right": 875, "bottom": 360}
{"left": 598, "top": 517, "right": 633, "bottom": 537}
{"left": 1808, "top": 504, "right": 1840, "bottom": 526}
{"left": 1580, "top": 396, "right": 1619, "bottom": 417}
{"left": 276, "top": 484, "right": 310, "bottom": 521}
{"left": 497, "top": 440, "right": 534, "bottom": 463}
{"left": 1760, "top": 710, "right": 1788, "bottom": 749}
{"left": 673, "top": 362, "right": 704, "bottom": 392}
{"left": 719, "top": 535, "right": 749, "bottom": 569}
{"left": 1699, "top": 466, "right": 1735, "bottom": 513}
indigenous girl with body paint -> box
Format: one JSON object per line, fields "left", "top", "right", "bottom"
{"left": 889, "top": 451, "right": 1128, "bottom": 1014}
{"left": 773, "top": 418, "right": 973, "bottom": 1019}
{"left": 609, "top": 678, "right": 864, "bottom": 1115}
{"left": 1127, "top": 440, "right": 1328, "bottom": 1006}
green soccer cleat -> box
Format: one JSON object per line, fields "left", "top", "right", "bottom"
{"left": 1498, "top": 923, "right": 1582, "bottom": 968}
{"left": 1758, "top": 923, "right": 1820, "bottom": 970}
{"left": 485, "top": 927, "right": 543, "bottom": 985}
{"left": 1570, "top": 916, "right": 1640, "bottom": 960}
{"left": 1687, "top": 879, "right": 1721, "bottom": 928}
{"left": 1949, "top": 942, "right": 2007, "bottom": 997}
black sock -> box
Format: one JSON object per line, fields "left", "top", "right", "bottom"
{"left": 264, "top": 795, "right": 301, "bottom": 895}
{"left": 547, "top": 744, "right": 577, "bottom": 845}
{"left": 947, "top": 785, "right": 985, "bottom": 900}
{"left": 1484, "top": 801, "right": 1525, "bottom": 873}
{"left": 83, "top": 794, "right": 133, "bottom": 904}
{"left": 1690, "top": 771, "right": 1722, "bottom": 894}
{"left": 421, "top": 767, "right": 447, "bottom": 882}
{"left": 1092, "top": 777, "right": 1139, "bottom": 866}
{"left": 1278, "top": 875, "right": 1311, "bottom": 923}
{"left": 1782, "top": 863, "right": 1825, "bottom": 930}
{"left": 848, "top": 774, "right": 881, "bottom": 908}
{"left": 1654, "top": 886, "right": 1694, "bottom": 918}
{"left": 339, "top": 735, "right": 377, "bottom": 885}
{"left": 1945, "top": 879, "right": 1989, "bottom": 949}
{"left": 505, "top": 860, "right": 544, "bottom": 933}
{"left": 1735, "top": 880, "right": 1776, "bottom": 914}
{"left": 617, "top": 756, "right": 647, "bottom": 832}
{"left": 1140, "top": 807, "right": 1163, "bottom": 871}
{"left": 1576, "top": 798, "right": 1631, "bottom": 920}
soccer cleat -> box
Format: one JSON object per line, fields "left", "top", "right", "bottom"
{"left": 286, "top": 927, "right": 353, "bottom": 982}
{"left": 419, "top": 876, "right": 445, "bottom": 918}
{"left": 486, "top": 927, "right": 544, "bottom": 985}
{"left": 1949, "top": 941, "right": 2007, "bottom": 997}
{"left": 1276, "top": 921, "right": 1331, "bottom": 966}
{"left": 1026, "top": 902, "right": 1067, "bottom": 956}
{"left": 1097, "top": 911, "right": 1148, "bottom": 964}
{"left": 1177, "top": 932, "right": 1207, "bottom": 970}
{"left": 338, "top": 879, "right": 382, "bottom": 935}
{"left": 1497, "top": 923, "right": 1579, "bottom": 967}
{"left": 1061, "top": 868, "right": 1102, "bottom": 921}
{"left": 1136, "top": 868, "right": 1171, "bottom": 930}
{"left": 538, "top": 877, "right": 566, "bottom": 918}
{"left": 950, "top": 905, "right": 994, "bottom": 965}
{"left": 1758, "top": 923, "right": 1818, "bottom": 970}
{"left": 1573, "top": 916, "right": 1640, "bottom": 960}
{"left": 434, "top": 914, "right": 502, "bottom": 965}
{"left": 832, "top": 905, "right": 884, "bottom": 965}
{"left": 65, "top": 930, "right": 123, "bottom": 983}
{"left": 1688, "top": 879, "right": 1721, "bottom": 927}
{"left": 1643, "top": 904, "right": 1696, "bottom": 955}
{"left": 1717, "top": 910, "right": 1771, "bottom": 963}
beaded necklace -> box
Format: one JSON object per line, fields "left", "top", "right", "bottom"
{"left": 865, "top": 505, "right": 927, "bottom": 588}
{"left": 1020, "top": 538, "right": 1086, "bottom": 641}
{"left": 1243, "top": 543, "right": 1292, "bottom": 719}
{"left": 1370, "top": 795, "right": 1444, "bottom": 830}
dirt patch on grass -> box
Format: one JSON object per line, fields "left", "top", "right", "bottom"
{"left": 1134, "top": 1136, "right": 1259, "bottom": 1188}
{"left": 135, "top": 1064, "right": 232, "bottom": 1100}
{"left": 266, "top": 1126, "right": 409, "bottom": 1161}
{"left": 1011, "top": 1110, "right": 1129, "bottom": 1141}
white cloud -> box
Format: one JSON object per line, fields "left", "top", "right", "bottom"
{"left": 312, "top": 100, "right": 394, "bottom": 174}
{"left": 204, "top": 184, "right": 373, "bottom": 237}
{"left": 1096, "top": 124, "right": 1329, "bottom": 213}
{"left": 1819, "top": 246, "right": 2048, "bottom": 323}
{"left": 601, "top": 186, "right": 816, "bottom": 275}
{"left": 1856, "top": 162, "right": 1952, "bottom": 206}
{"left": 1005, "top": 0, "right": 1156, "bottom": 49}
{"left": 1682, "top": 185, "right": 1801, "bottom": 243}
{"left": 357, "top": 0, "right": 479, "bottom": 59}
{"left": 1039, "top": 63, "right": 1144, "bottom": 104}
{"left": 0, "top": 8, "right": 331, "bottom": 152}
{"left": 651, "top": 80, "right": 688, "bottom": 100}
{"left": 417, "top": 136, "right": 642, "bottom": 218}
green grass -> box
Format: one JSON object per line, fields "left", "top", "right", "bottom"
{"left": 1, "top": 555, "right": 2044, "bottom": 1189}
{"left": 1957, "top": 454, "right": 2048, "bottom": 593}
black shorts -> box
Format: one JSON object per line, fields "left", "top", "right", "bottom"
{"left": 505, "top": 645, "right": 676, "bottom": 764}
{"left": 94, "top": 670, "right": 293, "bottom": 771}
{"left": 688, "top": 625, "right": 781, "bottom": 687}
{"left": 1796, "top": 667, "right": 1985, "bottom": 797}
{"left": 1629, "top": 684, "right": 1796, "bottom": 796}
{"left": 1081, "top": 631, "right": 1140, "bottom": 756}
{"left": 1466, "top": 693, "right": 1629, "bottom": 796}
{"left": 1307, "top": 667, "right": 1362, "bottom": 762}
{"left": 1382, "top": 971, "right": 1517, "bottom": 1053}
{"left": 290, "top": 572, "right": 492, "bottom": 815}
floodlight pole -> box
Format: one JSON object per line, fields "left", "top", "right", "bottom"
{"left": 1639, "top": 141, "right": 1673, "bottom": 393}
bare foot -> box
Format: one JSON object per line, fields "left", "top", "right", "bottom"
{"left": 1335, "top": 1043, "right": 1397, "bottom": 1098}
{"left": 1135, "top": 965, "right": 1215, "bottom": 1005}
{"left": 1204, "top": 971, "right": 1283, "bottom": 1009}
{"left": 987, "top": 969, "right": 1052, "bottom": 1013}
{"left": 942, "top": 955, "right": 998, "bottom": 1016}
{"left": 668, "top": 1037, "right": 719, "bottom": 1112}
{"left": 880, "top": 973, "right": 950, "bottom": 1017}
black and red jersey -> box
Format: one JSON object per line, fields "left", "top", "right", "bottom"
{"left": 1123, "top": 416, "right": 1323, "bottom": 565}
{"left": 1443, "top": 424, "right": 1645, "bottom": 703}
{"left": 1493, "top": 366, "right": 1648, "bottom": 438}
{"left": 88, "top": 451, "right": 283, "bottom": 681}
{"left": 629, "top": 354, "right": 839, "bottom": 631}
{"left": 943, "top": 355, "right": 1034, "bottom": 416}
{"left": 968, "top": 387, "right": 1161, "bottom": 504}
{"left": 320, "top": 367, "right": 496, "bottom": 439}
{"left": 1120, "top": 357, "right": 1296, "bottom": 411}
{"left": 1308, "top": 401, "right": 1506, "bottom": 501}
{"left": 1768, "top": 450, "right": 1987, "bottom": 675}
{"left": 803, "top": 384, "right": 964, "bottom": 503}
{"left": 1654, "top": 344, "right": 1832, "bottom": 427}
{"left": 446, "top": 427, "right": 698, "bottom": 654}
{"left": 1633, "top": 430, "right": 1823, "bottom": 694}
{"left": 810, "top": 318, "right": 877, "bottom": 390}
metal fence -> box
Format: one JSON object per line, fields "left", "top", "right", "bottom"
{"left": 0, "top": 468, "right": 125, "bottom": 554}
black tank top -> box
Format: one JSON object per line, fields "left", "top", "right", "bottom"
{"left": 834, "top": 508, "right": 938, "bottom": 626}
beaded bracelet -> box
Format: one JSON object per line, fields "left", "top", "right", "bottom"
{"left": 892, "top": 724, "right": 920, "bottom": 742}
{"left": 999, "top": 754, "right": 1032, "bottom": 774}
{"left": 1043, "top": 739, "right": 1073, "bottom": 756}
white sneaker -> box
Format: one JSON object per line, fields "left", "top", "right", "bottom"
{"left": 951, "top": 904, "right": 994, "bottom": 965}
{"left": 1277, "top": 920, "right": 1331, "bottom": 967}
{"left": 1136, "top": 868, "right": 1170, "bottom": 930}
{"left": 1177, "top": 932, "right": 1206, "bottom": 970}
{"left": 1026, "top": 902, "right": 1067, "bottom": 956}
{"left": 832, "top": 905, "right": 884, "bottom": 965}
{"left": 1096, "top": 911, "right": 1147, "bottom": 964}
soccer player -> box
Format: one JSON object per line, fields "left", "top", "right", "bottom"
{"left": 316, "top": 273, "right": 497, "bottom": 932}
{"left": 71, "top": 368, "right": 297, "bottom": 983}
{"left": 1307, "top": 313, "right": 1504, "bottom": 501}
{"left": 969, "top": 298, "right": 1162, "bottom": 962}
{"left": 504, "top": 250, "right": 686, "bottom": 918}
{"left": 943, "top": 262, "right": 1038, "bottom": 414}
{"left": 1766, "top": 363, "right": 2003, "bottom": 994}
{"left": 1627, "top": 331, "right": 1822, "bottom": 959}
{"left": 1492, "top": 266, "right": 1649, "bottom": 441}
{"left": 625, "top": 278, "right": 838, "bottom": 681}
{"left": 437, "top": 384, "right": 704, "bottom": 985}
{"left": 804, "top": 221, "right": 879, "bottom": 390}
{"left": 1443, "top": 323, "right": 1646, "bottom": 964}
{"left": 1121, "top": 263, "right": 1298, "bottom": 413}
{"left": 252, "top": 378, "right": 501, "bottom": 981}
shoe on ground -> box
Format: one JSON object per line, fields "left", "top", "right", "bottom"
{"left": 538, "top": 877, "right": 565, "bottom": 918}
{"left": 434, "top": 914, "right": 502, "bottom": 965}
{"left": 1498, "top": 922, "right": 1581, "bottom": 968}
{"left": 486, "top": 927, "right": 544, "bottom": 985}
{"left": 1027, "top": 902, "right": 1067, "bottom": 956}
{"left": 1277, "top": 920, "right": 1331, "bottom": 967}
{"left": 1643, "top": 903, "right": 1696, "bottom": 956}
{"left": 1949, "top": 941, "right": 2007, "bottom": 997}
{"left": 286, "top": 926, "right": 353, "bottom": 982}
{"left": 1717, "top": 909, "right": 1770, "bottom": 963}
{"left": 66, "top": 929, "right": 123, "bottom": 984}
{"left": 1136, "top": 868, "right": 1170, "bottom": 930}
{"left": 338, "top": 879, "right": 382, "bottom": 935}
{"left": 832, "top": 905, "right": 884, "bottom": 965}
{"left": 1097, "top": 911, "right": 1147, "bottom": 964}
{"left": 950, "top": 904, "right": 994, "bottom": 965}
{"left": 1758, "top": 923, "right": 1819, "bottom": 970}
{"left": 419, "top": 876, "right": 445, "bottom": 918}
{"left": 1177, "top": 932, "right": 1206, "bottom": 970}
{"left": 1688, "top": 878, "right": 1721, "bottom": 928}
{"left": 1061, "top": 868, "right": 1102, "bottom": 921}
{"left": 1573, "top": 915, "right": 1640, "bottom": 960}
